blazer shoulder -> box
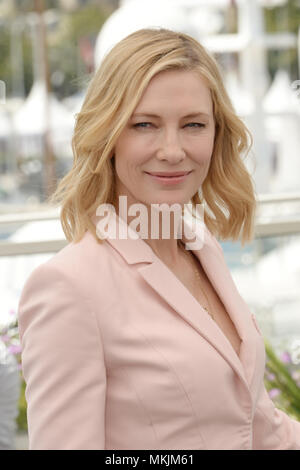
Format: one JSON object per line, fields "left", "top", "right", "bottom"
{"left": 41, "top": 229, "right": 111, "bottom": 277}
{"left": 19, "top": 230, "right": 114, "bottom": 308}
{"left": 18, "top": 230, "right": 117, "bottom": 338}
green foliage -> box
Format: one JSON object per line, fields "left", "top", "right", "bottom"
{"left": 264, "top": 0, "right": 300, "bottom": 81}
{"left": 48, "top": 4, "right": 109, "bottom": 97}
{"left": 64, "top": 4, "right": 108, "bottom": 41}
{"left": 0, "top": 17, "right": 34, "bottom": 96}
{"left": 264, "top": 0, "right": 300, "bottom": 33}
{"left": 14, "top": 1, "right": 59, "bottom": 13}
{"left": 0, "top": 25, "right": 11, "bottom": 93}
{"left": 0, "top": 317, "right": 28, "bottom": 432}
{"left": 17, "top": 375, "right": 28, "bottom": 432}
{"left": 0, "top": 2, "right": 111, "bottom": 98}
{"left": 264, "top": 339, "right": 300, "bottom": 421}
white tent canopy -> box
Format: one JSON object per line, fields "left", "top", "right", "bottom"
{"left": 0, "top": 109, "right": 12, "bottom": 139}
{"left": 263, "top": 69, "right": 300, "bottom": 115}
{"left": 13, "top": 80, "right": 75, "bottom": 158}
{"left": 13, "top": 80, "right": 75, "bottom": 137}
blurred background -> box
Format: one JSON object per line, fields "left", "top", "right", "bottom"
{"left": 0, "top": 0, "right": 299, "bottom": 450}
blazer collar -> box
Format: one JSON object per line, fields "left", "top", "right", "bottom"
{"left": 92, "top": 210, "right": 258, "bottom": 393}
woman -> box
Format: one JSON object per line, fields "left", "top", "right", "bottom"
{"left": 17, "top": 28, "right": 300, "bottom": 450}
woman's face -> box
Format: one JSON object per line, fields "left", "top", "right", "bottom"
{"left": 113, "top": 69, "right": 215, "bottom": 212}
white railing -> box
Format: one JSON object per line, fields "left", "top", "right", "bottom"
{"left": 0, "top": 193, "right": 300, "bottom": 256}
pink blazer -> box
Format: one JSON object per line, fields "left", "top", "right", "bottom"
{"left": 17, "top": 212, "right": 300, "bottom": 450}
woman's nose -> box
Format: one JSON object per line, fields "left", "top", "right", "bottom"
{"left": 156, "top": 129, "right": 186, "bottom": 162}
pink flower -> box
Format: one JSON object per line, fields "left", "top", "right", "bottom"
{"left": 269, "top": 388, "right": 281, "bottom": 399}
{"left": 8, "top": 344, "right": 22, "bottom": 355}
{"left": 0, "top": 335, "right": 10, "bottom": 343}
{"left": 266, "top": 372, "right": 276, "bottom": 381}
{"left": 280, "top": 351, "right": 291, "bottom": 363}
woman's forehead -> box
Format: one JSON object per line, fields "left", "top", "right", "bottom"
{"left": 133, "top": 70, "right": 213, "bottom": 117}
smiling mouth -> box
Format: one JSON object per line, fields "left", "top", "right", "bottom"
{"left": 145, "top": 171, "right": 192, "bottom": 177}
{"left": 144, "top": 171, "right": 193, "bottom": 186}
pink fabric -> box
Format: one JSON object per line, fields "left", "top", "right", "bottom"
{"left": 17, "top": 213, "right": 300, "bottom": 449}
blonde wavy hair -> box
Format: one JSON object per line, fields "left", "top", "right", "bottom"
{"left": 48, "top": 27, "right": 257, "bottom": 246}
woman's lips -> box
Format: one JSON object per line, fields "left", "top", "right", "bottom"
{"left": 145, "top": 171, "right": 192, "bottom": 185}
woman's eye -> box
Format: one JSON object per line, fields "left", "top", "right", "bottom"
{"left": 133, "top": 122, "right": 206, "bottom": 129}
{"left": 133, "top": 122, "right": 152, "bottom": 128}
{"left": 185, "top": 122, "right": 206, "bottom": 128}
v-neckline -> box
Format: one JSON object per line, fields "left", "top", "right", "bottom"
{"left": 158, "top": 250, "right": 243, "bottom": 364}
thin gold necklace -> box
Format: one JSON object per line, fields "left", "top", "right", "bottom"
{"left": 178, "top": 240, "right": 215, "bottom": 321}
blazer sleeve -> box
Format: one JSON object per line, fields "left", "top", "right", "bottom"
{"left": 252, "top": 380, "right": 300, "bottom": 450}
{"left": 17, "top": 262, "right": 107, "bottom": 450}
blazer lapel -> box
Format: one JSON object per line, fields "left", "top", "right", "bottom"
{"left": 92, "top": 210, "right": 256, "bottom": 391}
{"left": 187, "top": 223, "right": 259, "bottom": 391}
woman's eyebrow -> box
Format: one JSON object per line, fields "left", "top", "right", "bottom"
{"left": 132, "top": 112, "right": 211, "bottom": 118}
